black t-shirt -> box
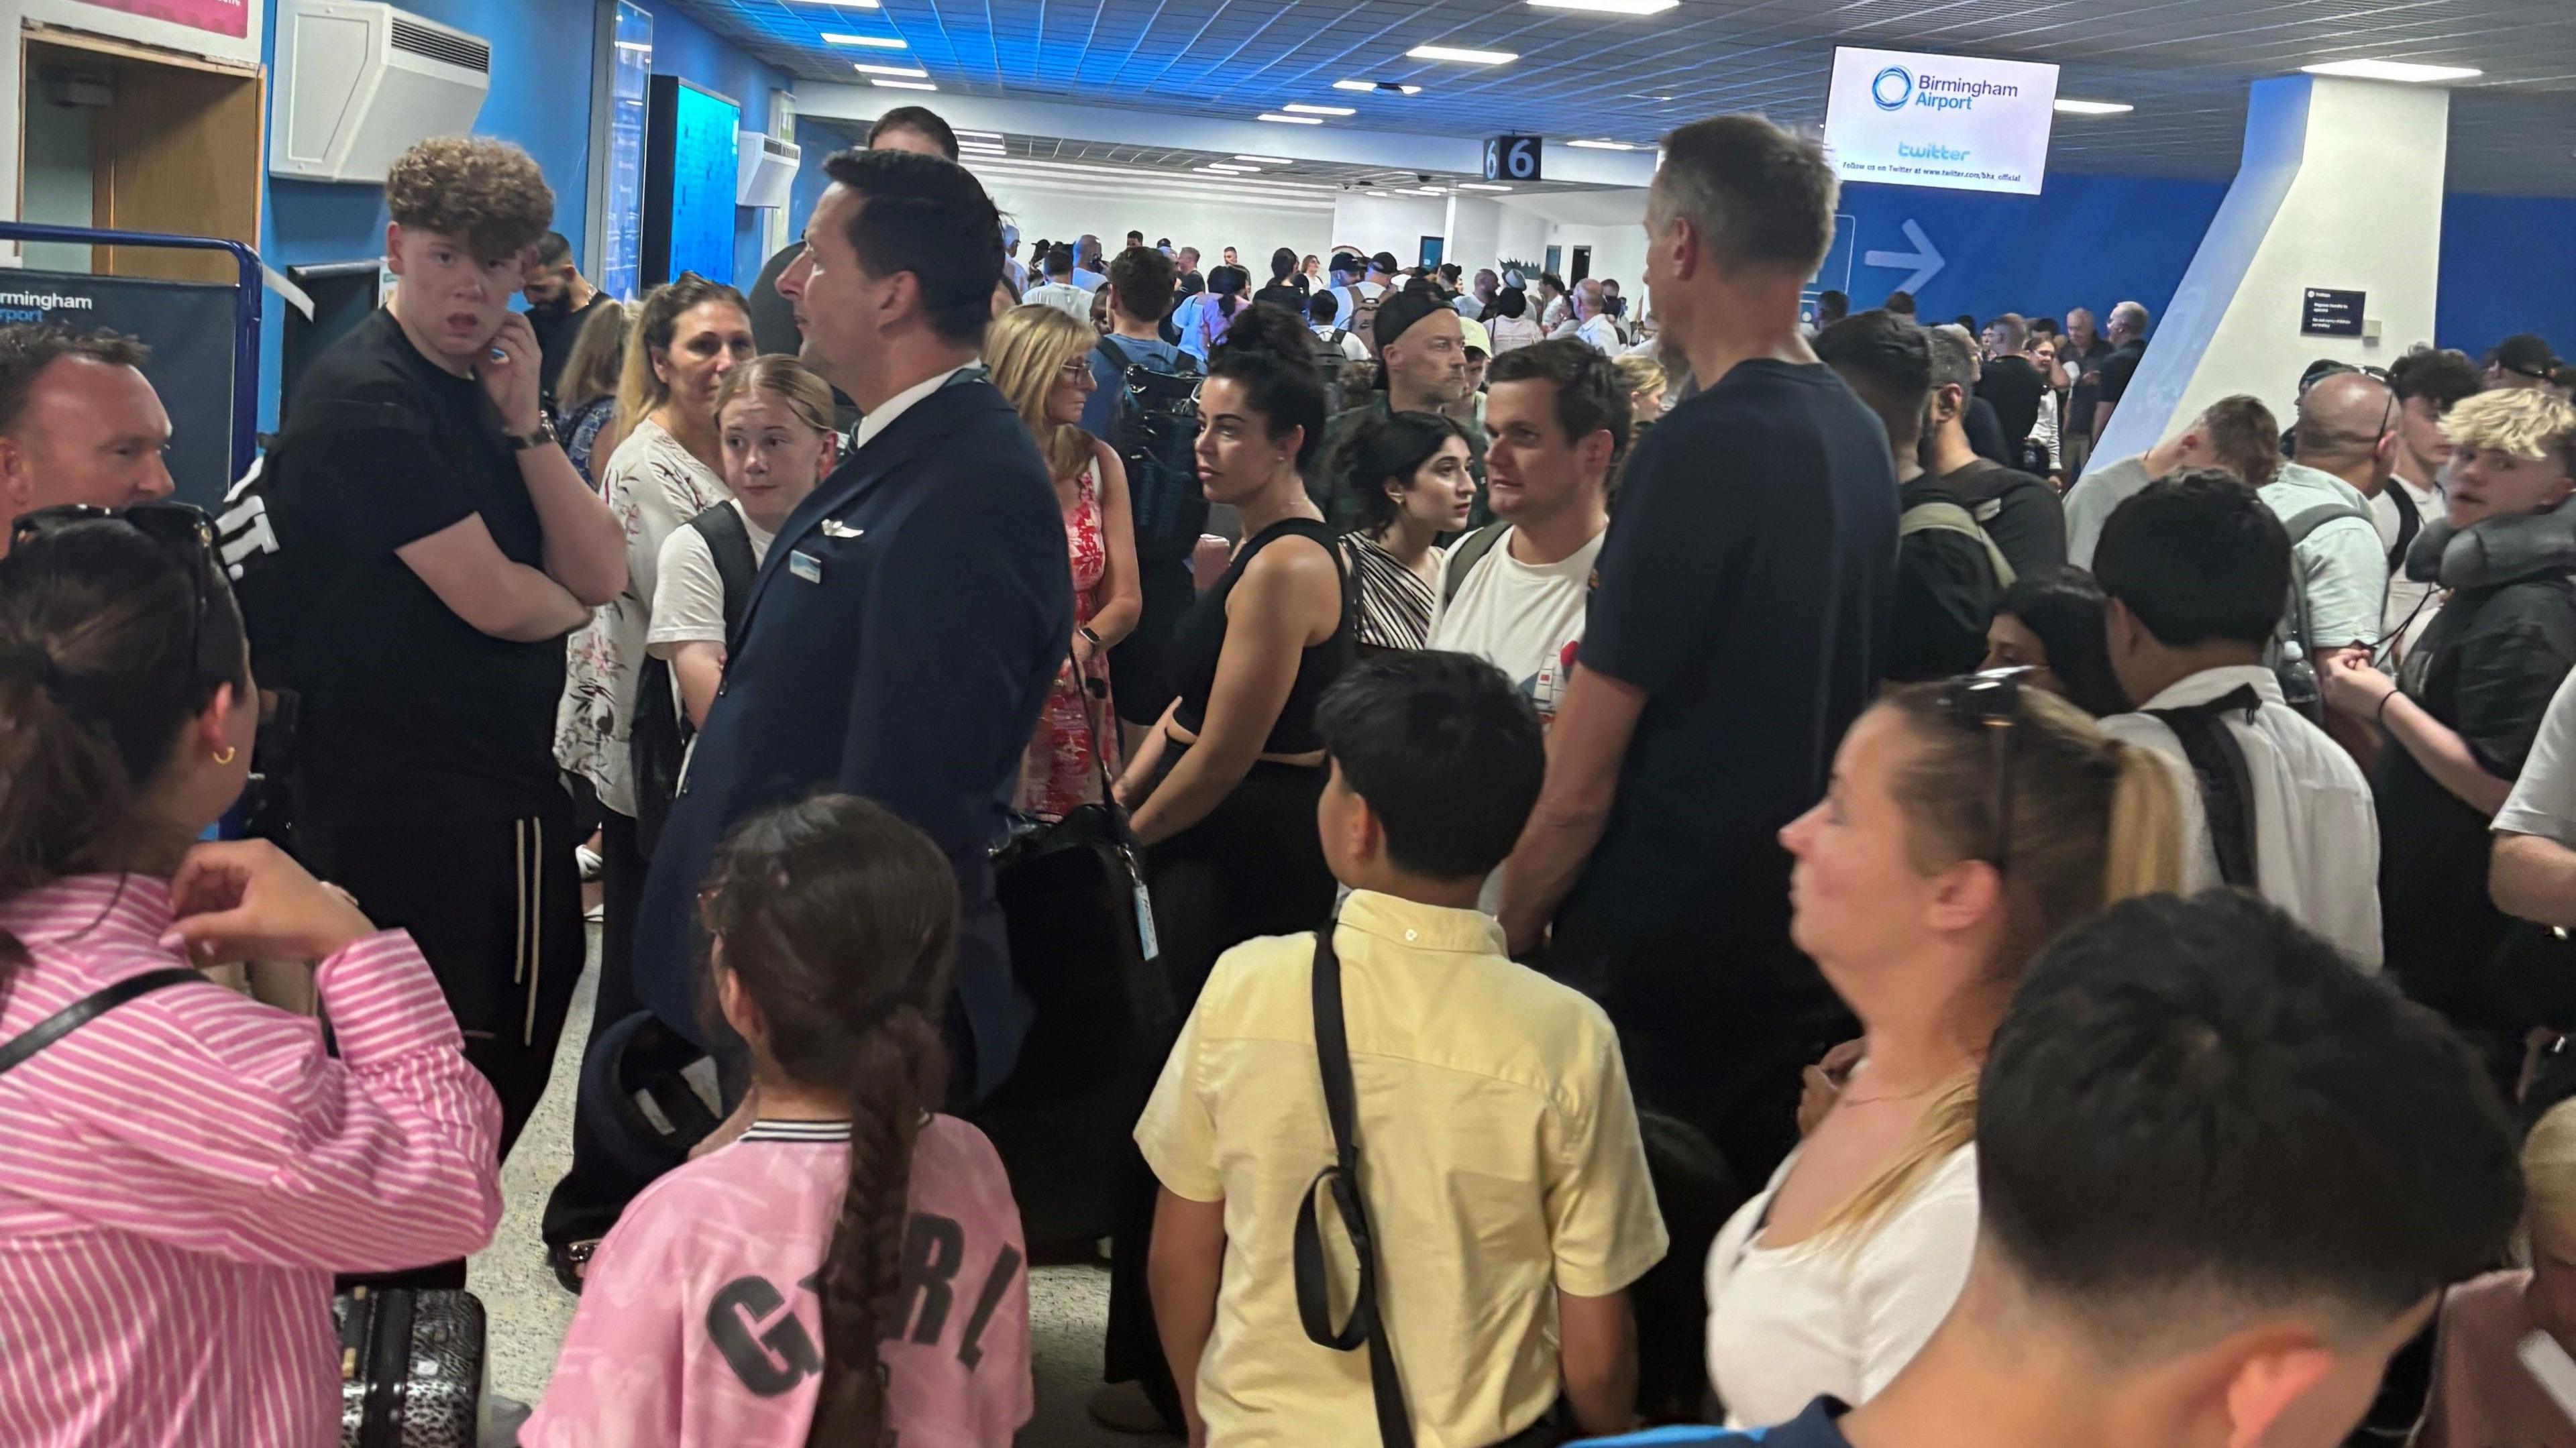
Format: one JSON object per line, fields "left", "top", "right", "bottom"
{"left": 529, "top": 291, "right": 614, "bottom": 414}
{"left": 2096, "top": 338, "right": 2149, "bottom": 412}
{"left": 1933, "top": 458, "right": 2067, "bottom": 579}
{"left": 261, "top": 309, "right": 564, "bottom": 821}
{"left": 1556, "top": 360, "right": 1896, "bottom": 1010}
{"left": 2375, "top": 574, "right": 2576, "bottom": 1025}
{"left": 2065, "top": 338, "right": 2115, "bottom": 440}
{"left": 1888, "top": 477, "right": 2002, "bottom": 684}
{"left": 1965, "top": 396, "right": 2012, "bottom": 466}
{"left": 1976, "top": 354, "right": 2047, "bottom": 450}
{"left": 1252, "top": 282, "right": 1307, "bottom": 313}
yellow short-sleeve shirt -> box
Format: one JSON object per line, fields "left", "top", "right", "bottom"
{"left": 1134, "top": 889, "right": 1670, "bottom": 1447}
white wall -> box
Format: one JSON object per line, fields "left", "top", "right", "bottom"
{"left": 19, "top": 81, "right": 96, "bottom": 273}
{"left": 981, "top": 176, "right": 1332, "bottom": 272}
{"left": 1493, "top": 207, "right": 1552, "bottom": 274}
{"left": 1328, "top": 194, "right": 1450, "bottom": 267}
{"left": 2092, "top": 75, "right": 2449, "bottom": 470}
{"left": 1446, "top": 197, "right": 1502, "bottom": 279}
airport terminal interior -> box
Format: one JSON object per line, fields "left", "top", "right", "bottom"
{"left": 15, "top": 1, "right": 2576, "bottom": 1445}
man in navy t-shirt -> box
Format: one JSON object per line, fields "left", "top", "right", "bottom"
{"left": 1497, "top": 115, "right": 1895, "bottom": 1183}
{"left": 1572, "top": 893, "right": 2519, "bottom": 1448}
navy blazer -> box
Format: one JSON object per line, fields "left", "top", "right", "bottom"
{"left": 631, "top": 372, "right": 1073, "bottom": 1099}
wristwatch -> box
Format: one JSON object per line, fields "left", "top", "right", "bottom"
{"left": 1079, "top": 625, "right": 1104, "bottom": 646}
{"left": 508, "top": 415, "right": 559, "bottom": 451}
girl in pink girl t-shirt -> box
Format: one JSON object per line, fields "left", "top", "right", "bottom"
{"left": 522, "top": 796, "right": 1032, "bottom": 1448}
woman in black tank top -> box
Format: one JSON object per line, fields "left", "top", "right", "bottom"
{"left": 1114, "top": 304, "right": 1353, "bottom": 1002}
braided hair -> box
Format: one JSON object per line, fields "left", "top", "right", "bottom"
{"left": 698, "top": 794, "right": 959, "bottom": 1447}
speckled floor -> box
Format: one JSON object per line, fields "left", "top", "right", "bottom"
{"left": 468, "top": 926, "right": 1176, "bottom": 1445}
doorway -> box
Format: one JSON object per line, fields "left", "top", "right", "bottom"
{"left": 1570, "top": 245, "right": 1593, "bottom": 284}
{"left": 19, "top": 25, "right": 264, "bottom": 284}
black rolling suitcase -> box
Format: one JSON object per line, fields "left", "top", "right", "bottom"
{"left": 333, "top": 1286, "right": 487, "bottom": 1447}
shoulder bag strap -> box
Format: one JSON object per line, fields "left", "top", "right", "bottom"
{"left": 687, "top": 504, "right": 760, "bottom": 641}
{"left": 1442, "top": 522, "right": 1511, "bottom": 607}
{"left": 1291, "top": 918, "right": 1415, "bottom": 1447}
{"left": 0, "top": 968, "right": 207, "bottom": 1079}
{"left": 2145, "top": 685, "right": 2265, "bottom": 891}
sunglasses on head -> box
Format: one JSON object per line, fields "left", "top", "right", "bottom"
{"left": 1935, "top": 667, "right": 2036, "bottom": 873}
{"left": 11, "top": 501, "right": 232, "bottom": 694}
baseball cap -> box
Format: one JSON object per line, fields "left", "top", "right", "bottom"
{"left": 1458, "top": 317, "right": 1491, "bottom": 357}
{"left": 2494, "top": 333, "right": 2561, "bottom": 380}
{"left": 1370, "top": 251, "right": 1400, "bottom": 275}
{"left": 1374, "top": 289, "right": 1449, "bottom": 352}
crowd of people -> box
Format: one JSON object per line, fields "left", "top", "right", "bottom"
{"left": 2, "top": 94, "right": 2576, "bottom": 1448}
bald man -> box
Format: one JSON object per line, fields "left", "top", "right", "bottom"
{"left": 2271, "top": 372, "right": 2393, "bottom": 721}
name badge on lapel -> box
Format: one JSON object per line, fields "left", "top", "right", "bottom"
{"left": 820, "top": 520, "right": 865, "bottom": 540}
{"left": 788, "top": 551, "right": 823, "bottom": 584}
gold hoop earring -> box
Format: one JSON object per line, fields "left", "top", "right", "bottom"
{"left": 212, "top": 746, "right": 237, "bottom": 767}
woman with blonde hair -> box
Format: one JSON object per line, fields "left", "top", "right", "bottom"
{"left": 1612, "top": 351, "right": 1668, "bottom": 439}
{"left": 555, "top": 298, "right": 629, "bottom": 486}
{"left": 545, "top": 272, "right": 753, "bottom": 1285}
{"left": 1705, "top": 669, "right": 2183, "bottom": 1427}
{"left": 2415, "top": 1096, "right": 2576, "bottom": 1443}
{"left": 985, "top": 304, "right": 1141, "bottom": 818}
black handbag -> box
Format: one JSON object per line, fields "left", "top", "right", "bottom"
{"left": 978, "top": 653, "right": 1173, "bottom": 1245}
{"left": 334, "top": 1284, "right": 487, "bottom": 1448}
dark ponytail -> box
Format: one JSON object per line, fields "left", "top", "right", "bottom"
{"left": 1208, "top": 301, "right": 1330, "bottom": 467}
{"left": 698, "top": 794, "right": 959, "bottom": 1448}
{"left": 0, "top": 521, "right": 246, "bottom": 993}
{"left": 1212, "top": 264, "right": 1248, "bottom": 321}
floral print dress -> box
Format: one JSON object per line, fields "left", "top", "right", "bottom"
{"left": 1016, "top": 459, "right": 1120, "bottom": 820}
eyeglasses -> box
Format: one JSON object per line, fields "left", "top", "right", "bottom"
{"left": 11, "top": 501, "right": 230, "bottom": 693}
{"left": 1936, "top": 667, "right": 2034, "bottom": 873}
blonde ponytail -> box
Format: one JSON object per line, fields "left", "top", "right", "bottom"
{"left": 2101, "top": 738, "right": 2186, "bottom": 904}
{"left": 1813, "top": 1073, "right": 1979, "bottom": 1247}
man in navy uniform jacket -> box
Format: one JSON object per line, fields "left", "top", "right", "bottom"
{"left": 631, "top": 146, "right": 1071, "bottom": 1100}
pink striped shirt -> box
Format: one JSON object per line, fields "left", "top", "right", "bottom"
{"left": 0, "top": 874, "right": 503, "bottom": 1448}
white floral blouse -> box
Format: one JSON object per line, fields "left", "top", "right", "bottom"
{"left": 554, "top": 419, "right": 731, "bottom": 816}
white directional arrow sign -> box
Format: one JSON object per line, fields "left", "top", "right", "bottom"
{"left": 1863, "top": 219, "right": 1947, "bottom": 294}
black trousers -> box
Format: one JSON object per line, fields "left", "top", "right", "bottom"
{"left": 307, "top": 793, "right": 585, "bottom": 1287}
{"left": 542, "top": 807, "right": 652, "bottom": 1249}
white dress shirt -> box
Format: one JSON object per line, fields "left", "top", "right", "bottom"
{"left": 852, "top": 364, "right": 974, "bottom": 455}
{"left": 2100, "top": 665, "right": 2383, "bottom": 969}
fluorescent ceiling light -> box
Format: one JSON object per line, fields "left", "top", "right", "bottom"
{"left": 2302, "top": 58, "right": 2481, "bottom": 82}
{"left": 824, "top": 32, "right": 908, "bottom": 48}
{"left": 960, "top": 142, "right": 1005, "bottom": 153}
{"left": 1530, "top": 0, "right": 1678, "bottom": 11}
{"left": 1199, "top": 164, "right": 1254, "bottom": 173}
{"left": 1258, "top": 112, "right": 1324, "bottom": 124}
{"left": 851, "top": 62, "right": 927, "bottom": 76}
{"left": 1457, "top": 182, "right": 1512, "bottom": 191}
{"left": 1566, "top": 138, "right": 1638, "bottom": 150}
{"left": 955, "top": 129, "right": 1003, "bottom": 140}
{"left": 869, "top": 78, "right": 937, "bottom": 91}
{"left": 1405, "top": 44, "right": 1517, "bottom": 65}
{"left": 2053, "top": 98, "right": 2133, "bottom": 115}
{"left": 1335, "top": 79, "right": 1424, "bottom": 95}
{"left": 1282, "top": 103, "right": 1355, "bottom": 116}
{"left": 1366, "top": 190, "right": 1391, "bottom": 197}
{"left": 1233, "top": 155, "right": 1293, "bottom": 164}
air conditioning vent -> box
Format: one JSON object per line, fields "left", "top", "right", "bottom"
{"left": 390, "top": 17, "right": 490, "bottom": 74}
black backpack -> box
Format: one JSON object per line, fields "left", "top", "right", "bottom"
{"left": 631, "top": 504, "right": 759, "bottom": 858}
{"left": 1096, "top": 338, "right": 1207, "bottom": 560}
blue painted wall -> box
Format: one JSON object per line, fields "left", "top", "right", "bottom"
{"left": 2438, "top": 193, "right": 2576, "bottom": 359}
{"left": 787, "top": 117, "right": 867, "bottom": 247}
{"left": 253, "top": 0, "right": 790, "bottom": 431}
{"left": 1823, "top": 175, "right": 2229, "bottom": 331}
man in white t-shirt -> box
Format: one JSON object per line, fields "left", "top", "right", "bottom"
{"left": 2380, "top": 349, "right": 2483, "bottom": 663}
{"left": 1430, "top": 338, "right": 1630, "bottom": 729}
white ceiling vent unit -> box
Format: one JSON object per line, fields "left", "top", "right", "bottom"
{"left": 738, "top": 132, "right": 803, "bottom": 209}
{"left": 270, "top": 2, "right": 493, "bottom": 184}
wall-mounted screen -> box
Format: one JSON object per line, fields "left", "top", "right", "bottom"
{"left": 1823, "top": 46, "right": 2059, "bottom": 196}
{"left": 643, "top": 74, "right": 741, "bottom": 286}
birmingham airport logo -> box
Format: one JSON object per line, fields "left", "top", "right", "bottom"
{"left": 1872, "top": 66, "right": 1913, "bottom": 109}
{"left": 1872, "top": 65, "right": 2019, "bottom": 112}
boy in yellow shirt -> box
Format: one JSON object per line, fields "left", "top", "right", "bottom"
{"left": 1137, "top": 651, "right": 1669, "bottom": 1447}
